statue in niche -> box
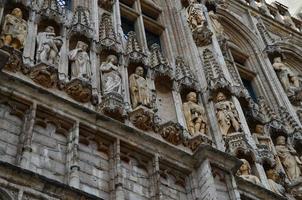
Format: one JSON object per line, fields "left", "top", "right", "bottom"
{"left": 129, "top": 66, "right": 151, "bottom": 109}
{"left": 252, "top": 124, "right": 271, "bottom": 149}
{"left": 36, "top": 26, "right": 63, "bottom": 65}
{"left": 183, "top": 92, "right": 207, "bottom": 136}
{"left": 100, "top": 55, "right": 122, "bottom": 94}
{"left": 237, "top": 159, "right": 261, "bottom": 185}
{"left": 266, "top": 168, "right": 285, "bottom": 196}
{"left": 1, "top": 8, "right": 27, "bottom": 50}
{"left": 272, "top": 57, "right": 300, "bottom": 91}
{"left": 186, "top": 0, "right": 206, "bottom": 31}
{"left": 208, "top": 10, "right": 224, "bottom": 37}
{"left": 68, "top": 41, "right": 91, "bottom": 80}
{"left": 215, "top": 92, "right": 241, "bottom": 136}
{"left": 275, "top": 135, "right": 302, "bottom": 182}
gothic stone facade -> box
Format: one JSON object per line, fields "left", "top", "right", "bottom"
{"left": 0, "top": 0, "right": 302, "bottom": 199}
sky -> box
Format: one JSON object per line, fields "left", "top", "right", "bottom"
{"left": 266, "top": 0, "right": 302, "bottom": 16}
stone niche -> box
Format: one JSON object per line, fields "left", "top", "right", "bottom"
{"left": 29, "top": 107, "right": 72, "bottom": 183}
{"left": 0, "top": 97, "right": 28, "bottom": 165}
{"left": 79, "top": 126, "right": 111, "bottom": 199}
{"left": 155, "top": 76, "right": 177, "bottom": 123}
{"left": 120, "top": 146, "right": 151, "bottom": 199}
{"left": 159, "top": 167, "right": 189, "bottom": 199}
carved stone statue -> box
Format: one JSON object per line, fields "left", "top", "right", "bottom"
{"left": 100, "top": 55, "right": 122, "bottom": 94}
{"left": 183, "top": 92, "right": 207, "bottom": 136}
{"left": 186, "top": 0, "right": 206, "bottom": 31}
{"left": 237, "top": 159, "right": 261, "bottom": 185}
{"left": 215, "top": 92, "right": 240, "bottom": 136}
{"left": 1, "top": 8, "right": 28, "bottom": 49}
{"left": 272, "top": 57, "right": 300, "bottom": 91}
{"left": 129, "top": 66, "right": 151, "bottom": 109}
{"left": 208, "top": 10, "right": 224, "bottom": 36}
{"left": 266, "top": 168, "right": 285, "bottom": 196}
{"left": 275, "top": 135, "right": 302, "bottom": 182}
{"left": 68, "top": 41, "right": 91, "bottom": 80}
{"left": 252, "top": 124, "right": 271, "bottom": 150}
{"left": 36, "top": 26, "right": 62, "bottom": 65}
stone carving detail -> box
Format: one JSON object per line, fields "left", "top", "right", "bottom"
{"left": 1, "top": 8, "right": 27, "bottom": 50}
{"left": 149, "top": 44, "right": 172, "bottom": 78}
{"left": 266, "top": 168, "right": 286, "bottom": 196}
{"left": 208, "top": 10, "right": 224, "bottom": 38}
{"left": 69, "top": 6, "right": 93, "bottom": 38}
{"left": 272, "top": 57, "right": 302, "bottom": 105}
{"left": 256, "top": 18, "right": 274, "bottom": 46}
{"left": 65, "top": 41, "right": 92, "bottom": 103}
{"left": 68, "top": 41, "right": 91, "bottom": 80}
{"left": 237, "top": 159, "right": 261, "bottom": 185}
{"left": 29, "top": 63, "right": 58, "bottom": 88}
{"left": 129, "top": 66, "right": 152, "bottom": 109}
{"left": 98, "top": 92, "right": 126, "bottom": 121}
{"left": 215, "top": 92, "right": 241, "bottom": 136}
{"left": 184, "top": 133, "right": 212, "bottom": 151}
{"left": 36, "top": 26, "right": 63, "bottom": 66}
{"left": 203, "top": 49, "right": 230, "bottom": 92}
{"left": 275, "top": 135, "right": 302, "bottom": 182}
{"left": 125, "top": 31, "right": 146, "bottom": 65}
{"left": 98, "top": 0, "right": 115, "bottom": 11}
{"left": 129, "top": 106, "right": 154, "bottom": 131}
{"left": 183, "top": 92, "right": 207, "bottom": 136}
{"left": 1, "top": 45, "right": 23, "bottom": 73}
{"left": 98, "top": 14, "right": 120, "bottom": 52}
{"left": 100, "top": 55, "right": 122, "bottom": 95}
{"left": 158, "top": 122, "right": 183, "bottom": 145}
{"left": 36, "top": 0, "right": 65, "bottom": 22}
{"left": 174, "top": 56, "right": 198, "bottom": 92}
{"left": 225, "top": 132, "right": 252, "bottom": 155}
{"left": 248, "top": 96, "right": 276, "bottom": 124}
{"left": 186, "top": 0, "right": 212, "bottom": 46}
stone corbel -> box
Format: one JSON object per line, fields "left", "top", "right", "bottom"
{"left": 157, "top": 121, "right": 184, "bottom": 146}
{"left": 29, "top": 62, "right": 58, "bottom": 88}
{"left": 129, "top": 106, "right": 155, "bottom": 131}
{"left": 64, "top": 78, "right": 93, "bottom": 103}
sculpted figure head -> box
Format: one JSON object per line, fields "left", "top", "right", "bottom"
{"left": 135, "top": 66, "right": 144, "bottom": 77}
{"left": 11, "top": 8, "right": 23, "bottom": 18}
{"left": 186, "top": 92, "right": 197, "bottom": 103}
{"left": 273, "top": 57, "right": 282, "bottom": 64}
{"left": 76, "top": 41, "right": 88, "bottom": 51}
{"left": 266, "top": 168, "right": 279, "bottom": 182}
{"left": 106, "top": 54, "right": 118, "bottom": 65}
{"left": 276, "top": 136, "right": 286, "bottom": 146}
{"left": 239, "top": 159, "right": 252, "bottom": 175}
{"left": 255, "top": 124, "right": 264, "bottom": 134}
{"left": 45, "top": 26, "right": 55, "bottom": 33}
{"left": 216, "top": 92, "right": 226, "bottom": 102}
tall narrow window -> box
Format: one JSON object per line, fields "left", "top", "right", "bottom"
{"left": 145, "top": 29, "right": 161, "bottom": 49}
{"left": 242, "top": 78, "right": 257, "bottom": 102}
{"left": 121, "top": 16, "right": 135, "bottom": 39}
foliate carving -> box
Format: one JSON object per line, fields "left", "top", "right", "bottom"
{"left": 98, "top": 14, "right": 120, "bottom": 52}
{"left": 225, "top": 132, "right": 252, "bottom": 155}
{"left": 129, "top": 106, "right": 154, "bottom": 131}
{"left": 69, "top": 6, "right": 93, "bottom": 38}
{"left": 64, "top": 78, "right": 92, "bottom": 103}
{"left": 203, "top": 49, "right": 230, "bottom": 93}
{"left": 98, "top": 0, "right": 115, "bottom": 11}
{"left": 174, "top": 56, "right": 198, "bottom": 91}
{"left": 98, "top": 92, "right": 126, "bottom": 121}
{"left": 158, "top": 121, "right": 184, "bottom": 145}
{"left": 186, "top": 0, "right": 212, "bottom": 46}
{"left": 256, "top": 144, "right": 275, "bottom": 167}
{"left": 225, "top": 59, "right": 242, "bottom": 86}
{"left": 149, "top": 44, "right": 172, "bottom": 78}
{"left": 125, "top": 31, "right": 146, "bottom": 64}
{"left": 29, "top": 63, "right": 58, "bottom": 88}
{"left": 1, "top": 8, "right": 27, "bottom": 50}
{"left": 248, "top": 96, "right": 276, "bottom": 124}
{"left": 184, "top": 133, "right": 212, "bottom": 151}
{"left": 1, "top": 46, "right": 23, "bottom": 73}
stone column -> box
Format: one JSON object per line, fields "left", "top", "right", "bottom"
{"left": 68, "top": 121, "right": 80, "bottom": 188}
{"left": 58, "top": 27, "right": 68, "bottom": 82}
{"left": 112, "top": 139, "right": 124, "bottom": 200}
{"left": 19, "top": 102, "right": 37, "bottom": 169}
{"left": 149, "top": 154, "right": 160, "bottom": 200}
